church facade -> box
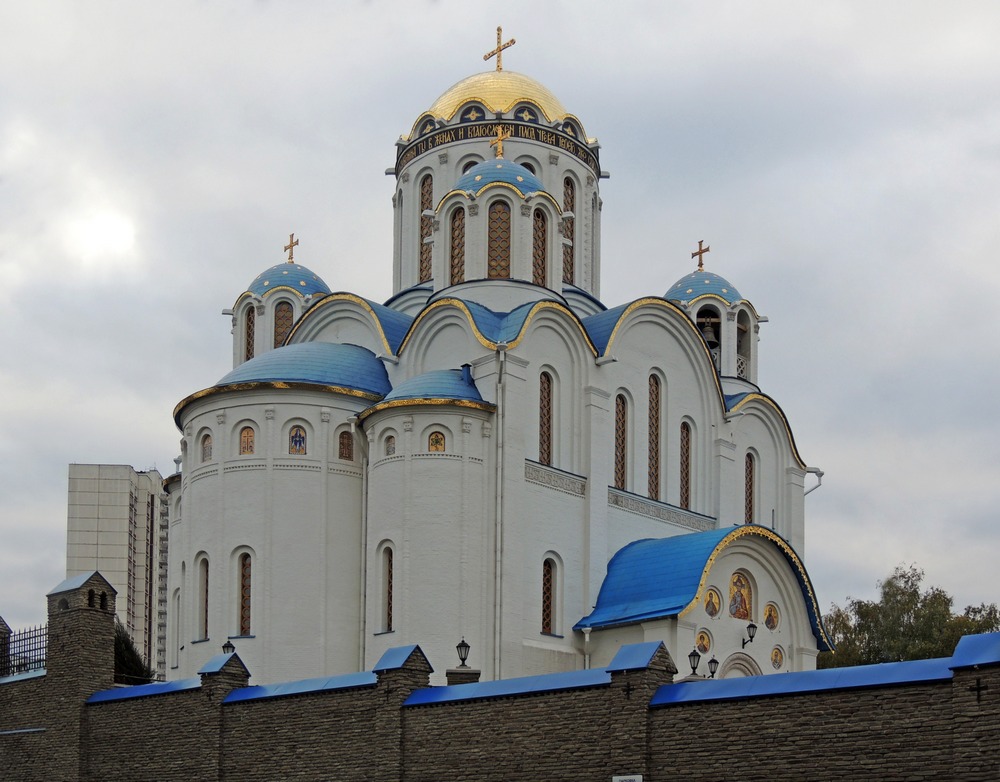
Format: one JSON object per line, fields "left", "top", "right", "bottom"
{"left": 166, "top": 42, "right": 830, "bottom": 685}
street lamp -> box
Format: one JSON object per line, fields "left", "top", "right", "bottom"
{"left": 456, "top": 637, "right": 470, "bottom": 668}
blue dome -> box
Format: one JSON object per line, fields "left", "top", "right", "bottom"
{"left": 454, "top": 159, "right": 544, "bottom": 198}
{"left": 666, "top": 271, "right": 742, "bottom": 305}
{"left": 217, "top": 343, "right": 390, "bottom": 397}
{"left": 382, "top": 368, "right": 485, "bottom": 404}
{"left": 246, "top": 262, "right": 331, "bottom": 299}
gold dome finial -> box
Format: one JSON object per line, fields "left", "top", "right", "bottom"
{"left": 691, "top": 239, "right": 710, "bottom": 272}
{"left": 483, "top": 25, "right": 516, "bottom": 72}
{"left": 490, "top": 126, "right": 512, "bottom": 159}
{"left": 284, "top": 233, "right": 299, "bottom": 263}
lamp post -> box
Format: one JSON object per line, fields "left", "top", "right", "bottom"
{"left": 222, "top": 640, "right": 235, "bottom": 655}
{"left": 742, "top": 622, "right": 757, "bottom": 649}
{"left": 456, "top": 637, "right": 471, "bottom": 668}
{"left": 707, "top": 656, "right": 719, "bottom": 678}
{"left": 688, "top": 647, "right": 701, "bottom": 676}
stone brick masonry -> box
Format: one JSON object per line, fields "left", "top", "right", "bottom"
{"left": 2, "top": 574, "right": 999, "bottom": 781}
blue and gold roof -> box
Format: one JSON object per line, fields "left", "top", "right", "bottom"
{"left": 425, "top": 70, "right": 569, "bottom": 124}
{"left": 666, "top": 270, "right": 743, "bottom": 306}
{"left": 244, "top": 262, "right": 331, "bottom": 300}
{"left": 452, "top": 158, "right": 545, "bottom": 199}
{"left": 358, "top": 367, "right": 495, "bottom": 421}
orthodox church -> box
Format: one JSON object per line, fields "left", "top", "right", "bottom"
{"left": 166, "top": 33, "right": 831, "bottom": 685}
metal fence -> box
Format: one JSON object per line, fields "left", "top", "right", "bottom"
{"left": 1, "top": 624, "right": 47, "bottom": 676}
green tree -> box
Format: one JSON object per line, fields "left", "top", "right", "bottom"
{"left": 818, "top": 565, "right": 1000, "bottom": 669}
{"left": 114, "top": 620, "right": 154, "bottom": 684}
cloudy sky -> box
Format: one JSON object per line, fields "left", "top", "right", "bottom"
{"left": 2, "top": 1, "right": 998, "bottom": 630}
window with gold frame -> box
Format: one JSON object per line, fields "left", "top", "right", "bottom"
{"left": 273, "top": 301, "right": 293, "bottom": 348}
{"left": 419, "top": 174, "right": 433, "bottom": 282}
{"left": 288, "top": 425, "right": 307, "bottom": 455}
{"left": 487, "top": 201, "right": 511, "bottom": 278}
{"left": 450, "top": 208, "right": 465, "bottom": 285}
{"left": 428, "top": 431, "right": 446, "bottom": 452}
{"left": 239, "top": 426, "right": 255, "bottom": 455}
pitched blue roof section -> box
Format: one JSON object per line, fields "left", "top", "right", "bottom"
{"left": 724, "top": 392, "right": 752, "bottom": 411}
{"left": 581, "top": 302, "right": 631, "bottom": 355}
{"left": 606, "top": 641, "right": 666, "bottom": 673}
{"left": 950, "top": 632, "right": 1000, "bottom": 670}
{"left": 215, "top": 343, "right": 391, "bottom": 397}
{"left": 223, "top": 672, "right": 377, "bottom": 703}
{"left": 373, "top": 645, "right": 427, "bottom": 673}
{"left": 574, "top": 527, "right": 832, "bottom": 651}
{"left": 47, "top": 572, "right": 99, "bottom": 595}
{"left": 453, "top": 158, "right": 545, "bottom": 198}
{"left": 382, "top": 369, "right": 485, "bottom": 404}
{"left": 246, "top": 262, "right": 331, "bottom": 299}
{"left": 405, "top": 668, "right": 611, "bottom": 707}
{"left": 666, "top": 270, "right": 743, "bottom": 305}
{"left": 198, "top": 652, "right": 235, "bottom": 674}
{"left": 651, "top": 657, "right": 953, "bottom": 707}
{"left": 462, "top": 300, "right": 537, "bottom": 346}
{"left": 360, "top": 296, "right": 414, "bottom": 353}
{"left": 87, "top": 678, "right": 202, "bottom": 704}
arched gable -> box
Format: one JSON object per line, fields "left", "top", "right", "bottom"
{"left": 726, "top": 392, "right": 807, "bottom": 470}
{"left": 285, "top": 293, "right": 413, "bottom": 357}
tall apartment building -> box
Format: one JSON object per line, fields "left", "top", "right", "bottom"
{"left": 66, "top": 464, "right": 167, "bottom": 675}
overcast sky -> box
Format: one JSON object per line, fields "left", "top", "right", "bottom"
{"left": 2, "top": 1, "right": 998, "bottom": 630}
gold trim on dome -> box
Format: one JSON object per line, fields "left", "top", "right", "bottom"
{"left": 725, "top": 393, "right": 807, "bottom": 470}
{"left": 677, "top": 525, "right": 832, "bottom": 650}
{"left": 285, "top": 293, "right": 394, "bottom": 356}
{"left": 425, "top": 71, "right": 569, "bottom": 124}
{"left": 358, "top": 397, "right": 496, "bottom": 422}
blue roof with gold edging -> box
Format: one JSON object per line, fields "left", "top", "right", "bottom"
{"left": 666, "top": 270, "right": 742, "bottom": 305}
{"left": 454, "top": 158, "right": 544, "bottom": 197}
{"left": 246, "top": 262, "right": 331, "bottom": 298}
{"left": 581, "top": 302, "right": 631, "bottom": 354}
{"left": 574, "top": 528, "right": 832, "bottom": 651}
{"left": 358, "top": 296, "right": 413, "bottom": 353}
{"left": 382, "top": 369, "right": 485, "bottom": 404}
{"left": 216, "top": 343, "right": 390, "bottom": 397}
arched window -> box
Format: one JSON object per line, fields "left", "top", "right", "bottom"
{"left": 737, "top": 310, "right": 752, "bottom": 379}
{"left": 450, "top": 207, "right": 465, "bottom": 285}
{"left": 339, "top": 431, "right": 354, "bottom": 461}
{"left": 100, "top": 592, "right": 107, "bottom": 610}
{"left": 729, "top": 571, "right": 752, "bottom": 620}
{"left": 238, "top": 553, "right": 252, "bottom": 636}
{"left": 487, "top": 201, "right": 511, "bottom": 278}
{"left": 419, "top": 174, "right": 433, "bottom": 282}
{"left": 462, "top": 159, "right": 478, "bottom": 173}
{"left": 648, "top": 375, "right": 661, "bottom": 500}
{"left": 273, "top": 301, "right": 293, "bottom": 347}
{"left": 198, "top": 558, "right": 209, "bottom": 640}
{"left": 384, "top": 435, "right": 396, "bottom": 456}
{"left": 532, "top": 208, "right": 547, "bottom": 285}
{"left": 539, "top": 371, "right": 553, "bottom": 466}
{"left": 239, "top": 427, "right": 254, "bottom": 455}
{"left": 614, "top": 394, "right": 628, "bottom": 490}
{"left": 88, "top": 589, "right": 95, "bottom": 608}
{"left": 428, "top": 431, "right": 446, "bottom": 452}
{"left": 521, "top": 161, "right": 536, "bottom": 174}
{"left": 288, "top": 426, "right": 307, "bottom": 455}
{"left": 542, "top": 557, "right": 556, "bottom": 634}
{"left": 244, "top": 307, "right": 255, "bottom": 361}
{"left": 680, "top": 421, "right": 692, "bottom": 509}
{"left": 382, "top": 547, "right": 394, "bottom": 632}
{"left": 562, "top": 177, "right": 576, "bottom": 283}
{"left": 201, "top": 434, "right": 213, "bottom": 463}
{"left": 744, "top": 453, "right": 755, "bottom": 524}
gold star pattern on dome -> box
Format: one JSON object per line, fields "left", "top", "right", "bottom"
{"left": 691, "top": 239, "right": 710, "bottom": 272}
{"left": 284, "top": 233, "right": 299, "bottom": 263}
{"left": 483, "top": 25, "right": 516, "bottom": 72}
{"left": 464, "top": 107, "right": 482, "bottom": 121}
{"left": 518, "top": 108, "right": 535, "bottom": 122}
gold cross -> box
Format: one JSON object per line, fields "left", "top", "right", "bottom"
{"left": 483, "top": 26, "right": 516, "bottom": 72}
{"left": 691, "top": 240, "right": 710, "bottom": 271}
{"left": 284, "top": 233, "right": 299, "bottom": 263}
{"left": 490, "top": 126, "right": 512, "bottom": 159}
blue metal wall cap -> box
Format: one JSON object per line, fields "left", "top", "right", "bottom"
{"left": 605, "top": 641, "right": 667, "bottom": 673}
{"left": 215, "top": 343, "right": 391, "bottom": 397}
{"left": 404, "top": 668, "right": 612, "bottom": 707}
{"left": 382, "top": 368, "right": 485, "bottom": 404}
{"left": 453, "top": 158, "right": 545, "bottom": 198}
{"left": 373, "top": 644, "right": 432, "bottom": 674}
{"left": 223, "top": 672, "right": 377, "bottom": 703}
{"left": 197, "top": 651, "right": 249, "bottom": 675}
{"left": 651, "top": 657, "right": 953, "bottom": 707}
{"left": 574, "top": 527, "right": 832, "bottom": 652}
{"left": 950, "top": 631, "right": 1000, "bottom": 670}
{"left": 87, "top": 677, "right": 202, "bottom": 704}
{"left": 666, "top": 270, "right": 743, "bottom": 306}
{"left": 47, "top": 571, "right": 115, "bottom": 596}
{"left": 245, "top": 262, "right": 331, "bottom": 299}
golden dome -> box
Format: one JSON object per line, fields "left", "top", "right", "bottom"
{"left": 426, "top": 70, "right": 569, "bottom": 123}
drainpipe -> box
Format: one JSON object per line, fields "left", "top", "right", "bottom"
{"left": 804, "top": 467, "right": 824, "bottom": 497}
{"left": 350, "top": 415, "right": 369, "bottom": 668}
{"left": 583, "top": 627, "right": 592, "bottom": 670}
{"left": 493, "top": 343, "right": 507, "bottom": 680}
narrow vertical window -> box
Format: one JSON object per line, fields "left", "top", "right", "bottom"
{"left": 487, "top": 201, "right": 511, "bottom": 278}
{"left": 244, "top": 307, "right": 255, "bottom": 361}
{"left": 542, "top": 558, "right": 555, "bottom": 634}
{"left": 239, "top": 553, "right": 251, "bottom": 636}
{"left": 201, "top": 434, "right": 213, "bottom": 462}
{"left": 539, "top": 372, "right": 553, "bottom": 466}
{"left": 450, "top": 208, "right": 465, "bottom": 285}
{"left": 614, "top": 394, "right": 628, "bottom": 490}
{"left": 384, "top": 435, "right": 396, "bottom": 456}
{"left": 532, "top": 208, "right": 548, "bottom": 285}
{"left": 289, "top": 425, "right": 307, "bottom": 455}
{"left": 419, "top": 174, "right": 433, "bottom": 282}
{"left": 562, "top": 177, "right": 576, "bottom": 284}
{"left": 273, "top": 301, "right": 293, "bottom": 347}
{"left": 383, "top": 548, "right": 394, "bottom": 632}
{"left": 648, "top": 375, "right": 661, "bottom": 500}
{"left": 744, "top": 453, "right": 755, "bottom": 525}
{"left": 339, "top": 431, "right": 354, "bottom": 461}
{"left": 239, "top": 427, "right": 254, "bottom": 455}
{"left": 428, "top": 431, "right": 446, "bottom": 452}
{"left": 198, "top": 558, "right": 209, "bottom": 640}
{"left": 680, "top": 421, "right": 692, "bottom": 510}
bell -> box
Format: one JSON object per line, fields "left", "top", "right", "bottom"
{"left": 700, "top": 322, "right": 719, "bottom": 348}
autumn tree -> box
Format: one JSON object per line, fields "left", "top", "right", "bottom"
{"left": 818, "top": 564, "right": 1000, "bottom": 669}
